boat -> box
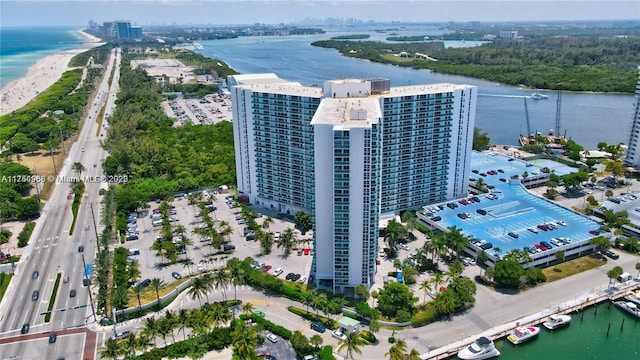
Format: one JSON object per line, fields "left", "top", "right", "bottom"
{"left": 624, "top": 290, "right": 640, "bottom": 306}
{"left": 531, "top": 92, "right": 548, "bottom": 100}
{"left": 542, "top": 314, "right": 572, "bottom": 330}
{"left": 458, "top": 336, "right": 501, "bottom": 360}
{"left": 614, "top": 301, "right": 640, "bottom": 318}
{"left": 507, "top": 326, "right": 540, "bottom": 344}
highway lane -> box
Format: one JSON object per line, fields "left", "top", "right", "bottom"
{"left": 0, "top": 48, "right": 121, "bottom": 359}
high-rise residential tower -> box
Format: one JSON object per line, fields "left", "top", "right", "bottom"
{"left": 624, "top": 66, "right": 640, "bottom": 167}
{"left": 229, "top": 74, "right": 477, "bottom": 294}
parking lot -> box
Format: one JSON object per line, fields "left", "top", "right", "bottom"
{"left": 161, "top": 94, "right": 232, "bottom": 127}
{"left": 119, "top": 189, "right": 315, "bottom": 291}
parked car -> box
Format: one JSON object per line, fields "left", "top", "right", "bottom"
{"left": 263, "top": 265, "right": 272, "bottom": 272}
{"left": 589, "top": 229, "right": 600, "bottom": 235}
{"left": 171, "top": 272, "right": 182, "bottom": 280}
{"left": 272, "top": 268, "right": 284, "bottom": 276}
{"left": 310, "top": 321, "right": 326, "bottom": 333}
{"left": 507, "top": 232, "right": 519, "bottom": 239}
{"left": 298, "top": 276, "right": 307, "bottom": 284}
{"left": 602, "top": 249, "right": 619, "bottom": 260}
{"left": 266, "top": 333, "right": 278, "bottom": 343}
{"left": 332, "top": 330, "right": 347, "bottom": 340}
{"left": 197, "top": 262, "right": 205, "bottom": 271}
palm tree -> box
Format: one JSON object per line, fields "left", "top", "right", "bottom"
{"left": 177, "top": 308, "right": 190, "bottom": 340}
{"left": 72, "top": 162, "right": 85, "bottom": 178}
{"left": 431, "top": 271, "right": 445, "bottom": 293}
{"left": 132, "top": 284, "right": 144, "bottom": 310}
{"left": 260, "top": 230, "right": 275, "bottom": 255}
{"left": 231, "top": 321, "right": 258, "bottom": 358}
{"left": 100, "top": 338, "right": 122, "bottom": 360}
{"left": 310, "top": 334, "right": 323, "bottom": 350}
{"left": 369, "top": 320, "right": 381, "bottom": 338}
{"left": 242, "top": 302, "right": 255, "bottom": 316}
{"left": 476, "top": 250, "right": 489, "bottom": 275}
{"left": 150, "top": 278, "right": 164, "bottom": 307}
{"left": 445, "top": 226, "right": 468, "bottom": 259}
{"left": 419, "top": 279, "right": 432, "bottom": 303}
{"left": 278, "top": 228, "right": 297, "bottom": 257}
{"left": 163, "top": 310, "right": 177, "bottom": 343}
{"left": 213, "top": 269, "right": 230, "bottom": 301}
{"left": 186, "top": 309, "right": 208, "bottom": 336}
{"left": 386, "top": 338, "right": 408, "bottom": 360}
{"left": 337, "top": 332, "right": 364, "bottom": 360}
{"left": 187, "top": 276, "right": 207, "bottom": 306}
{"left": 262, "top": 216, "right": 274, "bottom": 231}
{"left": 142, "top": 317, "right": 159, "bottom": 346}
{"left": 227, "top": 257, "right": 244, "bottom": 302}
{"left": 127, "top": 261, "right": 142, "bottom": 285}
{"left": 302, "top": 290, "right": 315, "bottom": 313}
{"left": 384, "top": 219, "right": 406, "bottom": 255}
{"left": 211, "top": 304, "right": 232, "bottom": 328}
{"left": 122, "top": 332, "right": 138, "bottom": 358}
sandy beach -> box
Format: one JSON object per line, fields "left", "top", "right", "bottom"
{"left": 0, "top": 30, "right": 104, "bottom": 116}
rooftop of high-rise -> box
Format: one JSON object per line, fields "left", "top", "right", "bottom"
{"left": 311, "top": 97, "right": 381, "bottom": 128}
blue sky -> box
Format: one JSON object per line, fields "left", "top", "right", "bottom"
{"left": 1, "top": 0, "right": 639, "bottom": 27}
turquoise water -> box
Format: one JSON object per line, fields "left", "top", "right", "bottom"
{"left": 493, "top": 304, "right": 638, "bottom": 359}
{"left": 0, "top": 27, "right": 84, "bottom": 88}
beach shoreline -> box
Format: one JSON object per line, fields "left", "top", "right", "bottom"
{"left": 0, "top": 30, "right": 105, "bottom": 116}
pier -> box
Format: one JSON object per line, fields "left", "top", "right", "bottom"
{"left": 420, "top": 282, "right": 640, "bottom": 360}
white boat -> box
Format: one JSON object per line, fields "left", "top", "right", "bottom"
{"left": 614, "top": 301, "right": 640, "bottom": 318}
{"left": 507, "top": 326, "right": 540, "bottom": 344}
{"left": 458, "top": 336, "right": 501, "bottom": 360}
{"left": 624, "top": 290, "right": 640, "bottom": 306}
{"left": 542, "top": 314, "right": 572, "bottom": 330}
{"left": 531, "top": 92, "right": 548, "bottom": 100}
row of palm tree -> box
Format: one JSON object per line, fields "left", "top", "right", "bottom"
{"left": 186, "top": 257, "right": 244, "bottom": 306}
{"left": 101, "top": 300, "right": 250, "bottom": 359}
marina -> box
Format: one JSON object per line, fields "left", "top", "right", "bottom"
{"left": 431, "top": 283, "right": 640, "bottom": 360}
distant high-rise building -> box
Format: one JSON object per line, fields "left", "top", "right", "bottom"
{"left": 115, "top": 21, "right": 131, "bottom": 39}
{"left": 129, "top": 27, "right": 143, "bottom": 39}
{"left": 624, "top": 66, "right": 640, "bottom": 167}
{"left": 499, "top": 30, "right": 518, "bottom": 39}
{"left": 94, "top": 20, "right": 142, "bottom": 39}
{"left": 229, "top": 73, "right": 476, "bottom": 294}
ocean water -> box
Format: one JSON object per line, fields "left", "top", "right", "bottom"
{"left": 0, "top": 27, "right": 85, "bottom": 89}
{"left": 196, "top": 29, "right": 635, "bottom": 149}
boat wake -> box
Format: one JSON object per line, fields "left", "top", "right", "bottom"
{"left": 479, "top": 93, "right": 527, "bottom": 99}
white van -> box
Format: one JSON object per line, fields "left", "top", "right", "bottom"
{"left": 151, "top": 213, "right": 162, "bottom": 220}
{"left": 617, "top": 272, "right": 632, "bottom": 283}
{"left": 128, "top": 249, "right": 140, "bottom": 256}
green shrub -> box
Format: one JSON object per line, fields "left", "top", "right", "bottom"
{"left": 17, "top": 222, "right": 35, "bottom": 248}
{"left": 317, "top": 345, "right": 336, "bottom": 360}
{"left": 411, "top": 305, "right": 439, "bottom": 327}
{"left": 240, "top": 313, "right": 292, "bottom": 339}
{"left": 388, "top": 336, "right": 395, "bottom": 344}
{"left": 287, "top": 306, "right": 338, "bottom": 330}
{"left": 44, "top": 273, "right": 61, "bottom": 322}
{"left": 359, "top": 330, "right": 376, "bottom": 344}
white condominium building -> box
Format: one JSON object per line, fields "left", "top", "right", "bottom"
{"left": 624, "top": 66, "right": 640, "bottom": 167}
{"left": 229, "top": 74, "right": 477, "bottom": 294}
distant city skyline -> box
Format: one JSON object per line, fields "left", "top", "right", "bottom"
{"left": 1, "top": 0, "right": 639, "bottom": 27}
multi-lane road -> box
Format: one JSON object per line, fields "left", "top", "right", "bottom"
{"left": 0, "top": 48, "right": 121, "bottom": 360}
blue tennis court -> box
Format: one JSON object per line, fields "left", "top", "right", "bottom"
{"left": 528, "top": 158, "right": 578, "bottom": 176}
{"left": 428, "top": 152, "right": 601, "bottom": 257}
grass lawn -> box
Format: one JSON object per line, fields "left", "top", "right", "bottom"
{"left": 127, "top": 277, "right": 190, "bottom": 306}
{"left": 0, "top": 273, "right": 13, "bottom": 302}
{"left": 542, "top": 255, "right": 605, "bottom": 282}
